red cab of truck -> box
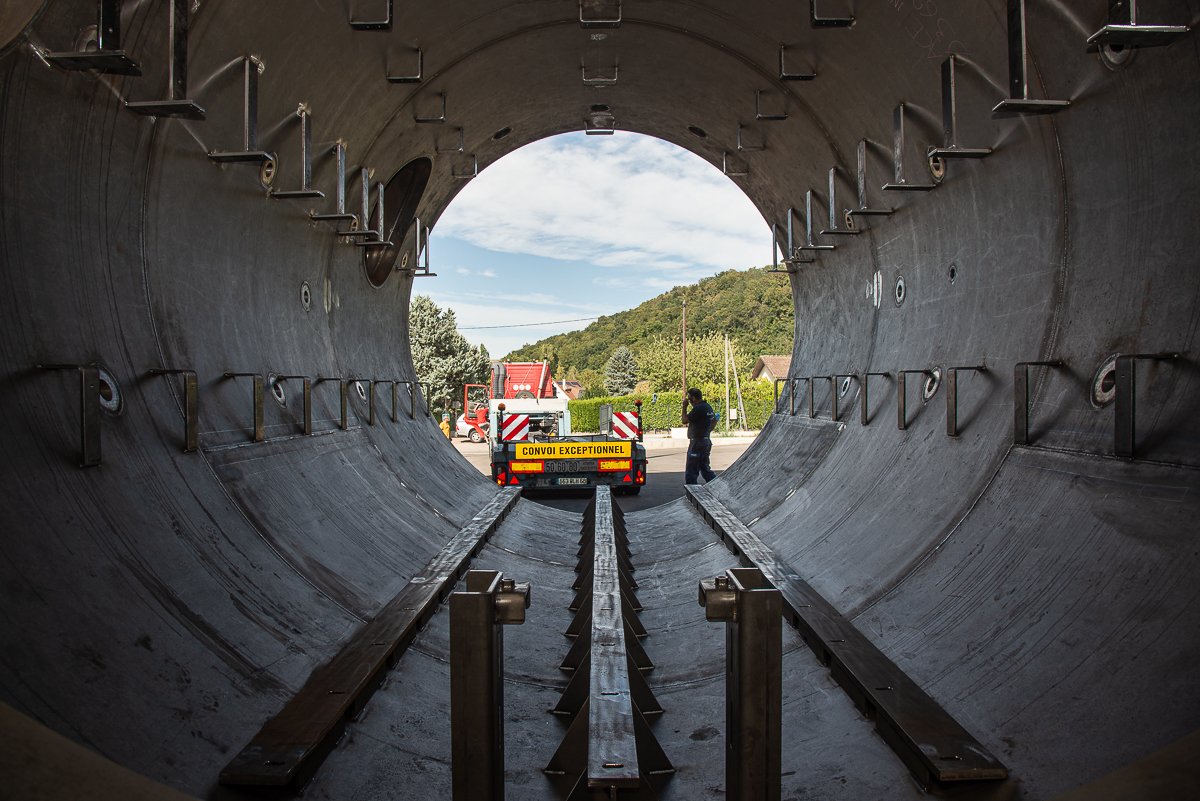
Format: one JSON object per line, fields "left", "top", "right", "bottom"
{"left": 491, "top": 360, "right": 556, "bottom": 399}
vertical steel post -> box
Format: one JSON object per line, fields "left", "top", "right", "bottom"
{"left": 700, "top": 568, "right": 782, "bottom": 801}
{"left": 450, "top": 570, "right": 530, "bottom": 801}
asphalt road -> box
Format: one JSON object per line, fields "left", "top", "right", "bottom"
{"left": 448, "top": 438, "right": 754, "bottom": 513}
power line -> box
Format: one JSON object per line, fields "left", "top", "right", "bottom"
{"left": 460, "top": 316, "right": 599, "bottom": 330}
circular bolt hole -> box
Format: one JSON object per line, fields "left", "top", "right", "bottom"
{"left": 844, "top": 210, "right": 857, "bottom": 230}
{"left": 928, "top": 153, "right": 946, "bottom": 182}
{"left": 1092, "top": 355, "right": 1120, "bottom": 407}
{"left": 894, "top": 275, "right": 906, "bottom": 307}
{"left": 492, "top": 126, "right": 512, "bottom": 140}
{"left": 687, "top": 125, "right": 707, "bottom": 138}
{"left": 1100, "top": 43, "right": 1135, "bottom": 71}
{"left": 356, "top": 381, "right": 368, "bottom": 401}
{"left": 839, "top": 377, "right": 852, "bottom": 397}
{"left": 269, "top": 373, "right": 287, "bottom": 408}
{"left": 260, "top": 155, "right": 277, "bottom": 187}
{"left": 96, "top": 365, "right": 123, "bottom": 415}
{"left": 301, "top": 281, "right": 312, "bottom": 311}
{"left": 923, "top": 368, "right": 942, "bottom": 401}
{"left": 948, "top": 264, "right": 957, "bottom": 283}
{"left": 399, "top": 251, "right": 409, "bottom": 271}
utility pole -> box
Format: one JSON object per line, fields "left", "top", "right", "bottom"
{"left": 724, "top": 333, "right": 730, "bottom": 433}
{"left": 681, "top": 297, "right": 687, "bottom": 389}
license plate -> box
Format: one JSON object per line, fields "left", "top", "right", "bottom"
{"left": 557, "top": 477, "right": 588, "bottom": 485}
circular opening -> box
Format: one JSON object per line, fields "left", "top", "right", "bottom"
{"left": 923, "top": 368, "right": 942, "bottom": 401}
{"left": 1092, "top": 355, "right": 1120, "bottom": 407}
{"left": 894, "top": 275, "right": 906, "bottom": 307}
{"left": 399, "top": 251, "right": 409, "bottom": 271}
{"left": 928, "top": 153, "right": 946, "bottom": 182}
{"left": 363, "top": 157, "right": 433, "bottom": 288}
{"left": 260, "top": 155, "right": 277, "bottom": 187}
{"left": 301, "top": 281, "right": 312, "bottom": 311}
{"left": 844, "top": 210, "right": 857, "bottom": 230}
{"left": 492, "top": 127, "right": 512, "bottom": 140}
{"left": 839, "top": 376, "right": 852, "bottom": 397}
{"left": 356, "top": 381, "right": 368, "bottom": 401}
{"left": 687, "top": 125, "right": 707, "bottom": 138}
{"left": 948, "top": 264, "right": 957, "bottom": 283}
{"left": 1101, "top": 43, "right": 1135, "bottom": 70}
{"left": 590, "top": 104, "right": 610, "bottom": 113}
{"left": 96, "top": 366, "right": 123, "bottom": 415}
{"left": 269, "top": 373, "right": 287, "bottom": 408}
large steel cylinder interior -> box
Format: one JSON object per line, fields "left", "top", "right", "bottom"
{"left": 1, "top": 0, "right": 1197, "bottom": 798}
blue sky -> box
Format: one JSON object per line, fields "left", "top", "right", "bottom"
{"left": 423, "top": 131, "right": 769, "bottom": 357}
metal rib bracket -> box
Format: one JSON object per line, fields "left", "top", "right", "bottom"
{"left": 125, "top": 0, "right": 205, "bottom": 120}
{"left": 993, "top": 0, "right": 1070, "bottom": 115}
{"left": 860, "top": 372, "right": 890, "bottom": 426}
{"left": 317, "top": 377, "right": 349, "bottom": 430}
{"left": 1013, "top": 361, "right": 1062, "bottom": 445}
{"left": 545, "top": 487, "right": 673, "bottom": 798}
{"left": 687, "top": 487, "right": 1009, "bottom": 790}
{"left": 736, "top": 124, "right": 765, "bottom": 152}
{"left": 272, "top": 109, "right": 325, "bottom": 199}
{"left": 811, "top": 0, "right": 853, "bottom": 28}
{"left": 755, "top": 90, "right": 788, "bottom": 121}
{"left": 221, "top": 488, "right": 522, "bottom": 789}
{"left": 414, "top": 93, "right": 447, "bottom": 124}
{"left": 820, "top": 168, "right": 860, "bottom": 235}
{"left": 795, "top": 192, "right": 836, "bottom": 253}
{"left": 223, "top": 373, "right": 265, "bottom": 442}
{"left": 579, "top": 0, "right": 622, "bottom": 29}
{"left": 897, "top": 369, "right": 932, "bottom": 430}
{"left": 450, "top": 570, "right": 530, "bottom": 801}
{"left": 945, "top": 365, "right": 988, "bottom": 437}
{"left": 779, "top": 44, "right": 816, "bottom": 80}
{"left": 209, "top": 57, "right": 272, "bottom": 163}
{"left": 349, "top": 0, "right": 392, "bottom": 31}
{"left": 45, "top": 0, "right": 141, "bottom": 75}
{"left": 722, "top": 152, "right": 748, "bottom": 177}
{"left": 277, "top": 375, "right": 312, "bottom": 435}
{"left": 148, "top": 368, "right": 199, "bottom": 452}
{"left": 849, "top": 140, "right": 894, "bottom": 218}
{"left": 1114, "top": 352, "right": 1179, "bottom": 458}
{"left": 699, "top": 568, "right": 782, "bottom": 801}
{"left": 386, "top": 47, "right": 423, "bottom": 83}
{"left": 37, "top": 364, "right": 102, "bottom": 467}
{"left": 1087, "top": 0, "right": 1189, "bottom": 50}
{"left": 928, "top": 56, "right": 992, "bottom": 162}
{"left": 310, "top": 144, "right": 358, "bottom": 224}
{"left": 883, "top": 104, "right": 935, "bottom": 191}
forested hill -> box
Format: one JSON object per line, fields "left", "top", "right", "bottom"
{"left": 503, "top": 267, "right": 794, "bottom": 374}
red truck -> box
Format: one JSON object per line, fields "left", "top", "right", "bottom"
{"left": 455, "top": 360, "right": 566, "bottom": 442}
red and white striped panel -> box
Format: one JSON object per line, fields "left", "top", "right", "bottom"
{"left": 612, "top": 411, "right": 640, "bottom": 439}
{"left": 500, "top": 413, "right": 529, "bottom": 441}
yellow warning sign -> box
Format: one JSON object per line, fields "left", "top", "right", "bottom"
{"left": 513, "top": 441, "right": 632, "bottom": 460}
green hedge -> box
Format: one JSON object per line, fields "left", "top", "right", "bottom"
{"left": 569, "top": 381, "right": 779, "bottom": 433}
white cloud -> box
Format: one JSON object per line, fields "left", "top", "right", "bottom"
{"left": 455, "top": 267, "right": 470, "bottom": 275}
{"left": 478, "top": 268, "right": 497, "bottom": 278}
{"left": 434, "top": 132, "right": 767, "bottom": 282}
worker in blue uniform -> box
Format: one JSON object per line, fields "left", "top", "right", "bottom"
{"left": 682, "top": 388, "right": 718, "bottom": 484}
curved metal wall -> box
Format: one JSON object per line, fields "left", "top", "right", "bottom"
{"left": 1, "top": 0, "right": 1196, "bottom": 797}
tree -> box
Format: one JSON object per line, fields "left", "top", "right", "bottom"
{"left": 636, "top": 332, "right": 751, "bottom": 391}
{"left": 409, "top": 295, "right": 491, "bottom": 412}
{"left": 603, "top": 346, "right": 640, "bottom": 395}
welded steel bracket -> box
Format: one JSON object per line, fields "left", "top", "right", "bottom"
{"left": 414, "top": 93, "right": 447, "bottom": 124}
{"left": 223, "top": 373, "right": 265, "bottom": 442}
{"left": 386, "top": 47, "right": 423, "bottom": 83}
{"left": 348, "top": 379, "right": 377, "bottom": 425}
{"left": 830, "top": 373, "right": 856, "bottom": 421}
{"left": 860, "top": 371, "right": 890, "bottom": 426}
{"left": 779, "top": 44, "right": 816, "bottom": 80}
{"left": 848, "top": 140, "right": 894, "bottom": 218}
{"left": 148, "top": 368, "right": 199, "bottom": 452}
{"left": 272, "top": 109, "right": 325, "bottom": 199}
{"left": 788, "top": 377, "right": 811, "bottom": 416}
{"left": 451, "top": 154, "right": 479, "bottom": 179}
{"left": 946, "top": 365, "right": 988, "bottom": 437}
{"left": 582, "top": 64, "right": 619, "bottom": 85}
{"left": 722, "top": 152, "right": 748, "bottom": 177}
{"left": 317, "top": 377, "right": 349, "bottom": 430}
{"left": 1087, "top": 0, "right": 1189, "bottom": 49}
{"left": 897, "top": 369, "right": 933, "bottom": 430}
{"left": 686, "top": 487, "right": 1009, "bottom": 789}
{"left": 808, "top": 376, "right": 828, "bottom": 418}
{"left": 755, "top": 90, "right": 788, "bottom": 121}
{"left": 736, "top": 124, "right": 765, "bottom": 152}
{"left": 310, "top": 143, "right": 358, "bottom": 224}
{"left": 220, "top": 488, "right": 522, "bottom": 789}
{"left": 927, "top": 56, "right": 993, "bottom": 165}
{"left": 579, "top": 0, "right": 621, "bottom": 28}
{"left": 820, "top": 168, "right": 860, "bottom": 235}
{"left": 277, "top": 375, "right": 313, "bottom": 435}
{"left": 793, "top": 192, "right": 836, "bottom": 254}
{"left": 586, "top": 112, "right": 617, "bottom": 135}
{"left": 769, "top": 223, "right": 809, "bottom": 273}
{"left": 436, "top": 128, "right": 465, "bottom": 154}
{"left": 810, "top": 0, "right": 853, "bottom": 27}
{"left": 450, "top": 570, "right": 529, "bottom": 801}
{"left": 44, "top": 0, "right": 141, "bottom": 75}
{"left": 124, "top": 0, "right": 205, "bottom": 120}
{"left": 209, "top": 57, "right": 272, "bottom": 163}
{"left": 1114, "top": 352, "right": 1179, "bottom": 457}
{"left": 883, "top": 104, "right": 935, "bottom": 191}
{"left": 342, "top": 171, "right": 393, "bottom": 247}
{"left": 545, "top": 488, "right": 673, "bottom": 799}
{"left": 1012, "top": 361, "right": 1062, "bottom": 445}
{"left": 37, "top": 364, "right": 102, "bottom": 467}
{"left": 699, "top": 568, "right": 782, "bottom": 801}
{"left": 993, "top": 0, "right": 1070, "bottom": 115}
{"left": 349, "top": 0, "right": 392, "bottom": 31}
